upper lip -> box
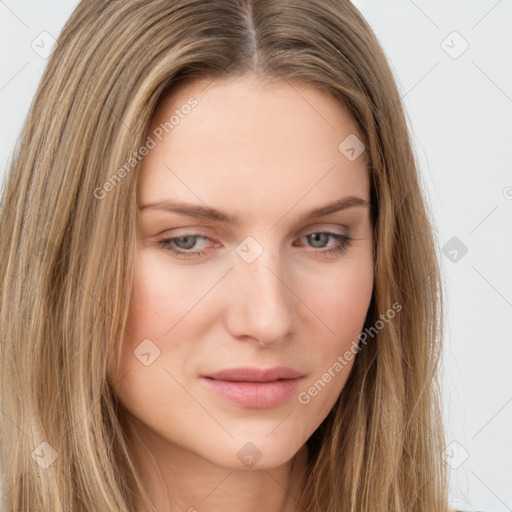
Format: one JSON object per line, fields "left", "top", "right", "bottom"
{"left": 201, "top": 366, "right": 304, "bottom": 383}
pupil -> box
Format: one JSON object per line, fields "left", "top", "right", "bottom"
{"left": 178, "top": 236, "right": 196, "bottom": 249}
{"left": 309, "top": 233, "right": 327, "bottom": 248}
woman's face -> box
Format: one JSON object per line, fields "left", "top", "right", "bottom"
{"left": 108, "top": 73, "right": 374, "bottom": 471}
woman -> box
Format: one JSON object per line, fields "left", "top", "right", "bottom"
{"left": 0, "top": 1, "right": 474, "bottom": 511}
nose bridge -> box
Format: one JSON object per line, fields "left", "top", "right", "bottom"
{"left": 227, "top": 234, "right": 295, "bottom": 342}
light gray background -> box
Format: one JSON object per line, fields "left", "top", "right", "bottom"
{"left": 1, "top": 1, "right": 511, "bottom": 511}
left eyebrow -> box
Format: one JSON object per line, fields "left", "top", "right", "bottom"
{"left": 138, "top": 195, "right": 370, "bottom": 225}
{"left": 297, "top": 196, "right": 370, "bottom": 221}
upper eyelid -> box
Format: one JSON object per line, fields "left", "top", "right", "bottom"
{"left": 161, "top": 222, "right": 350, "bottom": 238}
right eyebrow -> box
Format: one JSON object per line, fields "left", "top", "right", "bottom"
{"left": 139, "top": 200, "right": 238, "bottom": 224}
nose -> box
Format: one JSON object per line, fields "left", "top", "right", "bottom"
{"left": 223, "top": 240, "right": 296, "bottom": 347}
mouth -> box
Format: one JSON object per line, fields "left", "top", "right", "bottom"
{"left": 199, "top": 375, "right": 304, "bottom": 409}
{"left": 201, "top": 366, "right": 304, "bottom": 383}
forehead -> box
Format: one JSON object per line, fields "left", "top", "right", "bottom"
{"left": 139, "top": 74, "right": 370, "bottom": 221}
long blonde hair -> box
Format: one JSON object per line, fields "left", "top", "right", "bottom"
{"left": 0, "top": 1, "right": 448, "bottom": 511}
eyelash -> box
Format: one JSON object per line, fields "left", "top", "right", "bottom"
{"left": 157, "top": 231, "right": 353, "bottom": 259}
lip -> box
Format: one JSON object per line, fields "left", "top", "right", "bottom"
{"left": 199, "top": 366, "right": 305, "bottom": 409}
{"left": 202, "top": 366, "right": 304, "bottom": 382}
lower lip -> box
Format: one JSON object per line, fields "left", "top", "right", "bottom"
{"left": 199, "top": 376, "right": 304, "bottom": 408}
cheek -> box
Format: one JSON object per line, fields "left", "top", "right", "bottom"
{"left": 109, "top": 253, "right": 201, "bottom": 418}
{"left": 302, "top": 252, "right": 374, "bottom": 338}
{"left": 126, "top": 249, "right": 205, "bottom": 336}
{"left": 294, "top": 258, "right": 373, "bottom": 416}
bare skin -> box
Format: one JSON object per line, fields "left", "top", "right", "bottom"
{"left": 108, "top": 72, "right": 374, "bottom": 512}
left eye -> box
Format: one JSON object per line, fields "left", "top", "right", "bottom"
{"left": 157, "top": 231, "right": 353, "bottom": 259}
